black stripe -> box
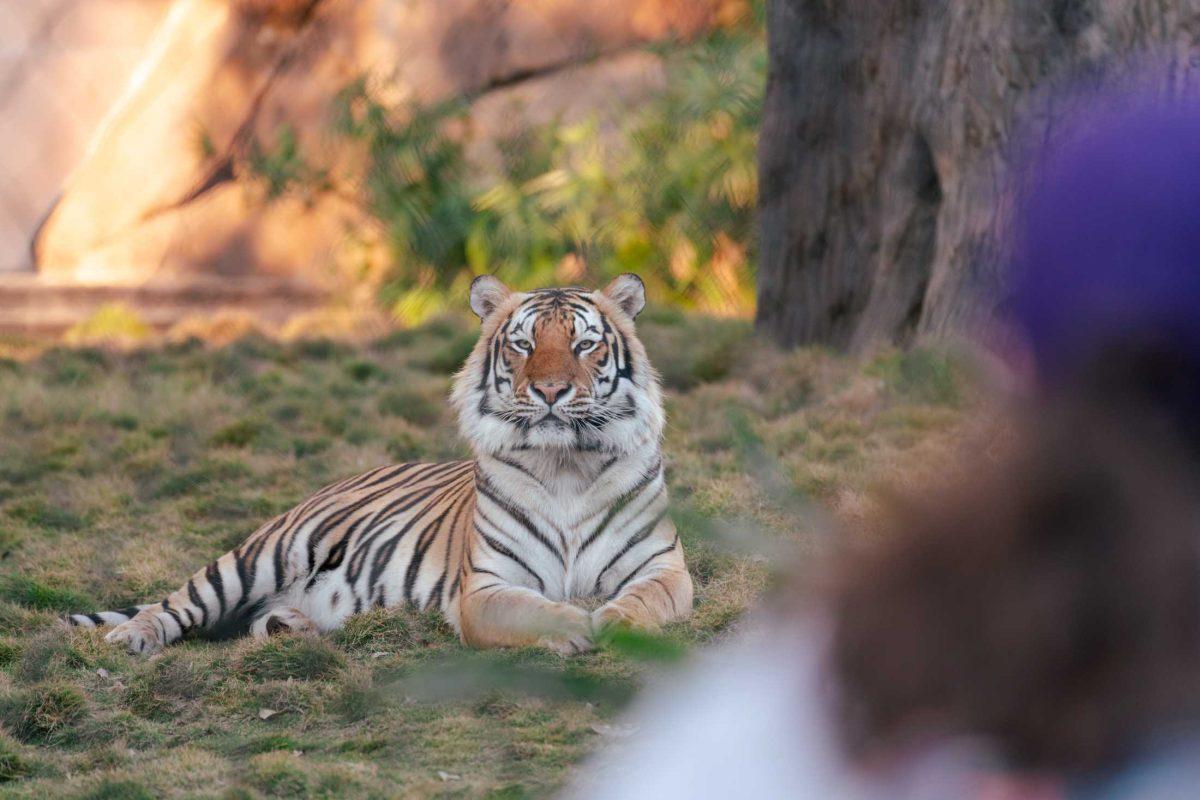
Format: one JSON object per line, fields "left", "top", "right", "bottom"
{"left": 476, "top": 473, "right": 564, "bottom": 566}
{"left": 467, "top": 552, "right": 503, "bottom": 581}
{"left": 301, "top": 463, "right": 439, "bottom": 573}
{"left": 608, "top": 537, "right": 678, "bottom": 599}
{"left": 631, "top": 592, "right": 652, "bottom": 615}
{"left": 162, "top": 606, "right": 185, "bottom": 632}
{"left": 236, "top": 532, "right": 272, "bottom": 610}
{"left": 346, "top": 467, "right": 473, "bottom": 584}
{"left": 205, "top": 562, "right": 227, "bottom": 618}
{"left": 479, "top": 530, "right": 545, "bottom": 592}
{"left": 430, "top": 493, "right": 471, "bottom": 610}
{"left": 651, "top": 576, "right": 677, "bottom": 614}
{"left": 478, "top": 334, "right": 495, "bottom": 391}
{"left": 374, "top": 479, "right": 466, "bottom": 600}
{"left": 272, "top": 528, "right": 287, "bottom": 592}
{"left": 580, "top": 464, "right": 662, "bottom": 553}
{"left": 403, "top": 493, "right": 464, "bottom": 604}
{"left": 594, "top": 510, "right": 669, "bottom": 594}
{"left": 491, "top": 455, "right": 545, "bottom": 488}
{"left": 187, "top": 578, "right": 209, "bottom": 627}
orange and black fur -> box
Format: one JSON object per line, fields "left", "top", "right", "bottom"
{"left": 70, "top": 274, "right": 693, "bottom": 655}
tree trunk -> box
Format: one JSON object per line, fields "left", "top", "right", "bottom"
{"left": 756, "top": 0, "right": 1200, "bottom": 351}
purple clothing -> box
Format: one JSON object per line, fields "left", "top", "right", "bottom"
{"left": 1007, "top": 98, "right": 1200, "bottom": 382}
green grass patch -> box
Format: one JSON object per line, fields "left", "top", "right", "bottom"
{"left": 5, "top": 500, "right": 88, "bottom": 532}
{"left": 236, "top": 636, "right": 346, "bottom": 682}
{"left": 376, "top": 386, "right": 444, "bottom": 425}
{"left": 0, "top": 301, "right": 969, "bottom": 795}
{"left": 79, "top": 779, "right": 156, "bottom": 800}
{"left": 0, "top": 736, "right": 29, "bottom": 782}
{"left": 210, "top": 419, "right": 265, "bottom": 448}
{"left": 344, "top": 359, "right": 386, "bottom": 383}
{"left": 124, "top": 655, "right": 210, "bottom": 720}
{"left": 418, "top": 331, "right": 479, "bottom": 374}
{"left": 0, "top": 576, "right": 91, "bottom": 612}
{"left": 867, "top": 348, "right": 962, "bottom": 406}
{"left": 0, "top": 682, "right": 87, "bottom": 744}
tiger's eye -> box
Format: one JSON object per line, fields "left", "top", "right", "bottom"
{"left": 575, "top": 340, "right": 598, "bottom": 355}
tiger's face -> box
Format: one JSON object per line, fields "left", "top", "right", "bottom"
{"left": 451, "top": 274, "right": 664, "bottom": 455}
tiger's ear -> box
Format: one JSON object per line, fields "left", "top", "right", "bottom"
{"left": 469, "top": 275, "right": 511, "bottom": 320}
{"left": 602, "top": 273, "right": 646, "bottom": 319}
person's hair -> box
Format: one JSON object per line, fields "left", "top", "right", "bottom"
{"left": 829, "top": 350, "right": 1200, "bottom": 772}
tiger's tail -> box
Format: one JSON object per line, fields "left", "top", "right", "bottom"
{"left": 67, "top": 604, "right": 158, "bottom": 629}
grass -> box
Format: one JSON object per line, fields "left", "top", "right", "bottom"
{"left": 0, "top": 312, "right": 969, "bottom": 797}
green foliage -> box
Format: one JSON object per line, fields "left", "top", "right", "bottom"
{"left": 63, "top": 304, "right": 152, "bottom": 347}
{"left": 247, "top": 27, "right": 764, "bottom": 323}
{"left": 595, "top": 626, "right": 688, "bottom": 663}
{"left": 248, "top": 124, "right": 322, "bottom": 200}
{"left": 334, "top": 89, "right": 478, "bottom": 322}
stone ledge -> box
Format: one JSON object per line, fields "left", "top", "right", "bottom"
{"left": 0, "top": 274, "right": 328, "bottom": 336}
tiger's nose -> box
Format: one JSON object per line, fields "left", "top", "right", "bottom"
{"left": 531, "top": 380, "right": 570, "bottom": 406}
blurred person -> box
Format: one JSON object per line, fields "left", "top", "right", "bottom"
{"left": 832, "top": 395, "right": 1200, "bottom": 799}
{"left": 568, "top": 95, "right": 1200, "bottom": 799}
{"left": 573, "top": 399, "right": 1200, "bottom": 800}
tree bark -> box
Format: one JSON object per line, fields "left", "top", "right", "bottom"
{"left": 756, "top": 0, "right": 1200, "bottom": 351}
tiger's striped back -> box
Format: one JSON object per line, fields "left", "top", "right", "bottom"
{"left": 72, "top": 462, "right": 476, "bottom": 644}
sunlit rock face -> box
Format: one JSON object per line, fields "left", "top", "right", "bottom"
{"left": 31, "top": 0, "right": 723, "bottom": 289}
{"left": 0, "top": 0, "right": 172, "bottom": 273}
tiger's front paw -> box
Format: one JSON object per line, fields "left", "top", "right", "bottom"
{"left": 536, "top": 604, "right": 594, "bottom": 656}
{"left": 105, "top": 616, "right": 164, "bottom": 656}
{"left": 251, "top": 607, "right": 318, "bottom": 639}
{"left": 592, "top": 601, "right": 658, "bottom": 634}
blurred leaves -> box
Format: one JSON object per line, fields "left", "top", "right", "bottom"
{"left": 397, "top": 650, "right": 638, "bottom": 707}
{"left": 594, "top": 625, "right": 688, "bottom": 663}
{"left": 245, "top": 28, "right": 765, "bottom": 323}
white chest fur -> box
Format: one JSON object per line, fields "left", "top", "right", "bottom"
{"left": 474, "top": 448, "right": 667, "bottom": 600}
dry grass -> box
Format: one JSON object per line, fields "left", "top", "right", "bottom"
{"left": 0, "top": 312, "right": 970, "bottom": 797}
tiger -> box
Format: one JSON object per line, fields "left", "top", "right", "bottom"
{"left": 68, "top": 274, "right": 693, "bottom": 655}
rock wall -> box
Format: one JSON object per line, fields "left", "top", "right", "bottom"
{"left": 756, "top": 0, "right": 1200, "bottom": 351}
{"left": 31, "top": 0, "right": 725, "bottom": 289}
{"left": 0, "top": 0, "right": 171, "bottom": 272}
